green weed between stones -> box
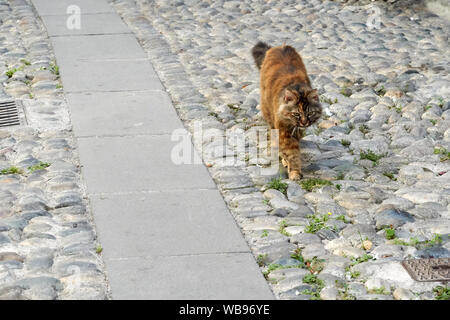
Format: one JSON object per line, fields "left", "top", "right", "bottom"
{"left": 376, "top": 86, "right": 386, "bottom": 96}
{"left": 384, "top": 228, "right": 396, "bottom": 240}
{"left": 299, "top": 178, "right": 332, "bottom": 192}
{"left": 433, "top": 286, "right": 450, "bottom": 300}
{"left": 49, "top": 61, "right": 59, "bottom": 76}
{"left": 301, "top": 274, "right": 325, "bottom": 300}
{"left": 267, "top": 177, "right": 288, "bottom": 195}
{"left": 383, "top": 171, "right": 396, "bottom": 181}
{"left": 20, "top": 59, "right": 31, "bottom": 66}
{"left": 320, "top": 96, "right": 338, "bottom": 105}
{"left": 359, "top": 124, "right": 369, "bottom": 134}
{"left": 360, "top": 150, "right": 385, "bottom": 165}
{"left": 262, "top": 260, "right": 305, "bottom": 279}
{"left": 1, "top": 162, "right": 50, "bottom": 176}
{"left": 278, "top": 220, "right": 290, "bottom": 236}
{"left": 336, "top": 214, "right": 350, "bottom": 223}
{"left": 369, "top": 286, "right": 391, "bottom": 295}
{"left": 305, "top": 213, "right": 330, "bottom": 234}
{"left": 257, "top": 254, "right": 268, "bottom": 267}
{"left": 341, "top": 139, "right": 351, "bottom": 147}
{"left": 5, "top": 66, "right": 23, "bottom": 78}
{"left": 392, "top": 234, "right": 443, "bottom": 248}
{"left": 28, "top": 162, "right": 50, "bottom": 172}
{"left": 336, "top": 281, "right": 357, "bottom": 300}
{"left": 350, "top": 254, "right": 374, "bottom": 266}
{"left": 434, "top": 147, "right": 450, "bottom": 162}
{"left": 0, "top": 167, "right": 23, "bottom": 175}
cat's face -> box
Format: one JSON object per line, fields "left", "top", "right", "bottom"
{"left": 283, "top": 87, "right": 322, "bottom": 127}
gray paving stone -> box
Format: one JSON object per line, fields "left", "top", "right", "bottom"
{"left": 90, "top": 190, "right": 250, "bottom": 259}
{"left": 51, "top": 34, "right": 146, "bottom": 62}
{"left": 105, "top": 253, "right": 274, "bottom": 299}
{"left": 40, "top": 13, "right": 130, "bottom": 36}
{"left": 66, "top": 91, "right": 183, "bottom": 136}
{"left": 77, "top": 135, "right": 216, "bottom": 193}
{"left": 58, "top": 60, "right": 163, "bottom": 92}
{"left": 32, "top": 0, "right": 114, "bottom": 15}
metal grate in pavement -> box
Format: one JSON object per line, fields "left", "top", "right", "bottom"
{"left": 402, "top": 258, "right": 450, "bottom": 282}
{"left": 0, "top": 100, "right": 25, "bottom": 128}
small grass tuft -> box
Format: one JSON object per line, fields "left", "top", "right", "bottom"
{"left": 266, "top": 177, "right": 288, "bottom": 195}
{"left": 359, "top": 124, "right": 369, "bottom": 134}
{"left": 369, "top": 286, "right": 390, "bottom": 295}
{"left": 434, "top": 147, "right": 450, "bottom": 162}
{"left": 336, "top": 215, "right": 350, "bottom": 223}
{"left": 299, "top": 178, "right": 332, "bottom": 192}
{"left": 279, "top": 220, "right": 290, "bottom": 236}
{"left": 305, "top": 213, "right": 330, "bottom": 234}
{"left": 5, "top": 67, "right": 19, "bottom": 78}
{"left": 0, "top": 167, "right": 23, "bottom": 175}
{"left": 336, "top": 172, "right": 345, "bottom": 180}
{"left": 341, "top": 139, "right": 351, "bottom": 147}
{"left": 376, "top": 86, "right": 386, "bottom": 96}
{"left": 433, "top": 285, "right": 450, "bottom": 300}
{"left": 28, "top": 162, "right": 50, "bottom": 173}
{"left": 384, "top": 228, "right": 396, "bottom": 240}
{"left": 49, "top": 61, "right": 59, "bottom": 76}
{"left": 301, "top": 274, "right": 325, "bottom": 300}
{"left": 360, "top": 150, "right": 385, "bottom": 165}
{"left": 350, "top": 254, "right": 374, "bottom": 266}
{"left": 257, "top": 254, "right": 268, "bottom": 267}
{"left": 383, "top": 171, "right": 396, "bottom": 181}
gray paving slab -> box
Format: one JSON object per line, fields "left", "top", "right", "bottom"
{"left": 31, "top": 0, "right": 274, "bottom": 300}
{"left": 33, "top": 0, "right": 114, "bottom": 15}
{"left": 77, "top": 135, "right": 216, "bottom": 194}
{"left": 90, "top": 190, "right": 250, "bottom": 259}
{"left": 66, "top": 91, "right": 183, "bottom": 137}
{"left": 106, "top": 253, "right": 274, "bottom": 300}
{"left": 51, "top": 34, "right": 147, "bottom": 63}
{"left": 41, "top": 13, "right": 130, "bottom": 36}
{"left": 59, "top": 60, "right": 163, "bottom": 92}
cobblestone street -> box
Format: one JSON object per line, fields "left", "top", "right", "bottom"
{"left": 0, "top": 0, "right": 108, "bottom": 299}
{"left": 0, "top": 0, "right": 449, "bottom": 300}
{"left": 109, "top": 0, "right": 449, "bottom": 300}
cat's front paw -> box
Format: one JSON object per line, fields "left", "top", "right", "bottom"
{"left": 281, "top": 158, "right": 288, "bottom": 168}
{"left": 288, "top": 170, "right": 302, "bottom": 181}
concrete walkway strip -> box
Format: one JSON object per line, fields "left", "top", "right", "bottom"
{"left": 31, "top": 0, "right": 273, "bottom": 299}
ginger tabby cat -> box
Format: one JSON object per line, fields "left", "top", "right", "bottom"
{"left": 252, "top": 42, "right": 322, "bottom": 180}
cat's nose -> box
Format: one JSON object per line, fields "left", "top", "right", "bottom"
{"left": 300, "top": 118, "right": 309, "bottom": 126}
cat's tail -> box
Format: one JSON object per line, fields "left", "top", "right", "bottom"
{"left": 251, "top": 41, "right": 271, "bottom": 70}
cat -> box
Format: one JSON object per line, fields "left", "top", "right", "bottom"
{"left": 252, "top": 41, "right": 322, "bottom": 180}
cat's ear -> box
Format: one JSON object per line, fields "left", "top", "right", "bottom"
{"left": 284, "top": 89, "right": 297, "bottom": 103}
{"left": 307, "top": 89, "right": 319, "bottom": 103}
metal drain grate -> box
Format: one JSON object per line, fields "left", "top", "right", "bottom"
{"left": 402, "top": 258, "right": 450, "bottom": 282}
{"left": 0, "top": 100, "right": 24, "bottom": 128}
